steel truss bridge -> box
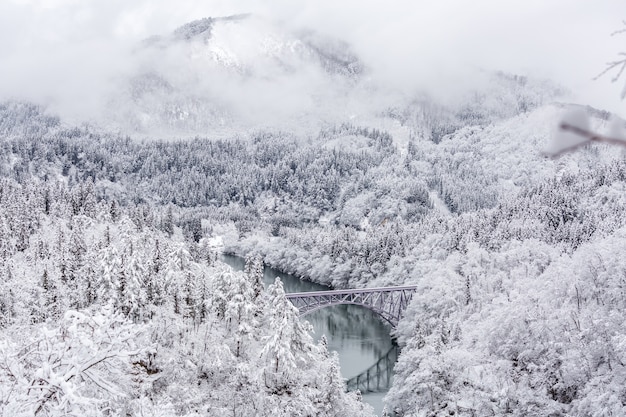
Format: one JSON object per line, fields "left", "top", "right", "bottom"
{"left": 285, "top": 285, "right": 417, "bottom": 328}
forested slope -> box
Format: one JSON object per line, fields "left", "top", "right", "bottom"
{"left": 1, "top": 74, "right": 625, "bottom": 416}
{"left": 0, "top": 107, "right": 375, "bottom": 415}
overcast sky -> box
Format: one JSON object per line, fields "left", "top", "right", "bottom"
{"left": 0, "top": 0, "right": 624, "bottom": 121}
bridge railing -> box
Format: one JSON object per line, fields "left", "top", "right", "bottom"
{"left": 285, "top": 285, "right": 418, "bottom": 299}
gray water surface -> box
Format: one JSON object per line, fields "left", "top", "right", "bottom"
{"left": 221, "top": 254, "right": 395, "bottom": 415}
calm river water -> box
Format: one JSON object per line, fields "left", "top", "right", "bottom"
{"left": 221, "top": 254, "right": 396, "bottom": 415}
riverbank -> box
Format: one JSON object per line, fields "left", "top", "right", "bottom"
{"left": 221, "top": 254, "right": 396, "bottom": 415}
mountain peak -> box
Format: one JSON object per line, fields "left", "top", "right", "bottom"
{"left": 172, "top": 14, "right": 253, "bottom": 42}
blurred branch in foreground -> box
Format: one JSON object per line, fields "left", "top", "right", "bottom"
{"left": 544, "top": 123, "right": 626, "bottom": 158}
{"left": 544, "top": 107, "right": 626, "bottom": 158}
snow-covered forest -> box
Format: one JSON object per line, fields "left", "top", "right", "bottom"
{"left": 0, "top": 143, "right": 374, "bottom": 415}
{"left": 2, "top": 8, "right": 626, "bottom": 417}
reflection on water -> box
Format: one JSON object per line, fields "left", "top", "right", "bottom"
{"left": 346, "top": 345, "right": 398, "bottom": 393}
{"left": 305, "top": 305, "right": 395, "bottom": 379}
{"left": 221, "top": 254, "right": 396, "bottom": 415}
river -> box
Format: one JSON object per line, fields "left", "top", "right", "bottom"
{"left": 221, "top": 254, "right": 396, "bottom": 416}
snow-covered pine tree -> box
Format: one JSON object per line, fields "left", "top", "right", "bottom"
{"left": 260, "top": 277, "right": 315, "bottom": 393}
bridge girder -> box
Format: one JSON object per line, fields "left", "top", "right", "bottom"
{"left": 285, "top": 285, "right": 417, "bottom": 328}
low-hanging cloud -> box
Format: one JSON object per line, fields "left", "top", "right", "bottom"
{"left": 0, "top": 0, "right": 624, "bottom": 131}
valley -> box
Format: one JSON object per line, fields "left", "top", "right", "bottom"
{"left": 1, "top": 10, "right": 626, "bottom": 417}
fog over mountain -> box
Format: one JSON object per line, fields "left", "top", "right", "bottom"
{"left": 0, "top": 0, "right": 623, "bottom": 136}
{"left": 103, "top": 14, "right": 373, "bottom": 135}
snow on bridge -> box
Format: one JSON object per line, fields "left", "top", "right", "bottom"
{"left": 285, "top": 285, "right": 417, "bottom": 328}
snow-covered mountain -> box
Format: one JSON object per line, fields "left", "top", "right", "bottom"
{"left": 94, "top": 14, "right": 568, "bottom": 139}
{"left": 103, "top": 15, "right": 368, "bottom": 136}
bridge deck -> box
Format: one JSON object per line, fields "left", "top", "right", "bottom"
{"left": 285, "top": 285, "right": 418, "bottom": 299}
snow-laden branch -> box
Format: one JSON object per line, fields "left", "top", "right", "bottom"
{"left": 0, "top": 306, "right": 150, "bottom": 416}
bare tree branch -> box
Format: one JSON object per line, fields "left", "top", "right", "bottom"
{"left": 543, "top": 123, "right": 626, "bottom": 158}
{"left": 610, "top": 20, "right": 626, "bottom": 36}
{"left": 593, "top": 55, "right": 626, "bottom": 83}
{"left": 595, "top": 22, "right": 626, "bottom": 85}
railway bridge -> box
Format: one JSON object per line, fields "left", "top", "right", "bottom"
{"left": 285, "top": 285, "right": 417, "bottom": 327}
